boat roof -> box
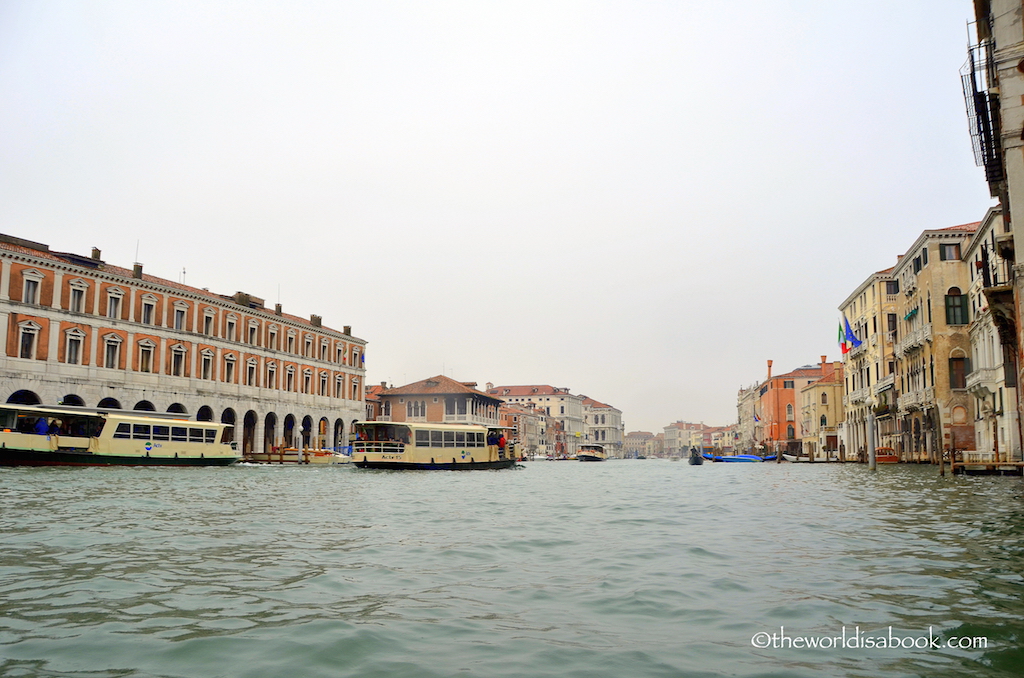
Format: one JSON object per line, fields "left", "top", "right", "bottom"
{"left": 0, "top": 403, "right": 218, "bottom": 424}
{"left": 354, "top": 421, "right": 500, "bottom": 431}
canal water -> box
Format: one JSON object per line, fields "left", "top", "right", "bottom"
{"left": 1, "top": 460, "right": 1022, "bottom": 678}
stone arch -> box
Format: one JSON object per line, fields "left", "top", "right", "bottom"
{"left": 197, "top": 405, "right": 214, "bottom": 422}
{"left": 61, "top": 394, "right": 86, "bottom": 406}
{"left": 7, "top": 390, "right": 41, "bottom": 405}
{"left": 318, "top": 417, "right": 329, "bottom": 449}
{"left": 264, "top": 412, "right": 278, "bottom": 453}
{"left": 283, "top": 414, "right": 296, "bottom": 448}
{"left": 97, "top": 397, "right": 121, "bottom": 409}
{"left": 167, "top": 403, "right": 188, "bottom": 415}
{"left": 133, "top": 400, "right": 156, "bottom": 412}
{"left": 333, "top": 418, "right": 345, "bottom": 451}
{"left": 243, "top": 410, "right": 258, "bottom": 455}
{"left": 221, "top": 408, "right": 236, "bottom": 444}
{"left": 301, "top": 415, "right": 313, "bottom": 449}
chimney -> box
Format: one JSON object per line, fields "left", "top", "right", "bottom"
{"left": 133, "top": 263, "right": 143, "bottom": 279}
{"left": 486, "top": 382, "right": 493, "bottom": 390}
{"left": 820, "top": 355, "right": 827, "bottom": 369}
{"left": 310, "top": 314, "right": 322, "bottom": 327}
{"left": 91, "top": 247, "right": 102, "bottom": 261}
{"left": 343, "top": 325, "right": 351, "bottom": 335}
{"left": 766, "top": 360, "right": 773, "bottom": 380}
{"left": 274, "top": 303, "right": 282, "bottom": 315}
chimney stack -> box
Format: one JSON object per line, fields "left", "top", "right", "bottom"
{"left": 274, "top": 303, "right": 282, "bottom": 315}
{"left": 133, "top": 263, "right": 143, "bottom": 279}
{"left": 91, "top": 247, "right": 101, "bottom": 261}
{"left": 767, "top": 360, "right": 773, "bottom": 380}
{"left": 343, "top": 325, "right": 351, "bottom": 335}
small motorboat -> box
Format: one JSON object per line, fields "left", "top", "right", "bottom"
{"left": 875, "top": 447, "right": 899, "bottom": 463}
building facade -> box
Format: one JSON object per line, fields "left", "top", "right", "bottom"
{"left": 0, "top": 233, "right": 367, "bottom": 455}
{"left": 376, "top": 375, "right": 503, "bottom": 427}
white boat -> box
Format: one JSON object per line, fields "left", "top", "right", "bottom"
{"left": 0, "top": 403, "right": 239, "bottom": 467}
{"left": 351, "top": 421, "right": 516, "bottom": 470}
{"left": 577, "top": 444, "right": 607, "bottom": 462}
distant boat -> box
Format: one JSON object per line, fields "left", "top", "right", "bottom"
{"left": 578, "top": 444, "right": 607, "bottom": 462}
{"left": 688, "top": 448, "right": 704, "bottom": 465}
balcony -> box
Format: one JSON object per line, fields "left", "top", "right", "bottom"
{"left": 898, "top": 391, "right": 921, "bottom": 411}
{"left": 873, "top": 374, "right": 895, "bottom": 394}
{"left": 966, "top": 365, "right": 1002, "bottom": 398}
{"left": 896, "top": 323, "right": 932, "bottom": 356}
{"left": 847, "top": 387, "right": 869, "bottom": 405}
{"left": 962, "top": 36, "right": 1004, "bottom": 185}
{"left": 980, "top": 243, "right": 1017, "bottom": 345}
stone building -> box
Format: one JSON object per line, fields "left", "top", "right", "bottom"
{"left": 891, "top": 223, "right": 979, "bottom": 461}
{"left": 582, "top": 396, "right": 624, "bottom": 457}
{"left": 375, "top": 375, "right": 502, "bottom": 427}
{"left": 0, "top": 233, "right": 367, "bottom": 455}
{"left": 485, "top": 384, "right": 586, "bottom": 457}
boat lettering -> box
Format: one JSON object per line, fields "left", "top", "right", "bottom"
{"left": 382, "top": 453, "right": 404, "bottom": 459}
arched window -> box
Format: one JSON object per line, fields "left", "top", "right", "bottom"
{"left": 820, "top": 415, "right": 827, "bottom": 427}
{"left": 945, "top": 287, "right": 968, "bottom": 325}
{"left": 786, "top": 404, "right": 794, "bottom": 420}
{"left": 821, "top": 393, "right": 827, "bottom": 405}
{"left": 786, "top": 424, "right": 795, "bottom": 439}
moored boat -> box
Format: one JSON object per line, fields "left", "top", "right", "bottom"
{"left": 0, "top": 403, "right": 239, "bottom": 467}
{"left": 351, "top": 421, "right": 516, "bottom": 470}
{"left": 875, "top": 447, "right": 899, "bottom": 463}
{"left": 578, "top": 444, "right": 607, "bottom": 462}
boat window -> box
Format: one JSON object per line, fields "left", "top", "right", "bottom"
{"left": 430, "top": 430, "right": 443, "bottom": 447}
{"left": 114, "top": 423, "right": 131, "bottom": 439}
{"left": 455, "top": 432, "right": 465, "bottom": 445}
{"left": 0, "top": 411, "right": 15, "bottom": 430}
{"left": 132, "top": 424, "right": 151, "bottom": 440}
{"left": 153, "top": 425, "right": 170, "bottom": 441}
{"left": 189, "top": 428, "right": 205, "bottom": 442}
{"left": 415, "top": 430, "right": 430, "bottom": 446}
{"left": 171, "top": 426, "right": 188, "bottom": 442}
{"left": 443, "top": 431, "right": 455, "bottom": 447}
{"left": 472, "top": 432, "right": 485, "bottom": 447}
{"left": 205, "top": 429, "right": 217, "bottom": 443}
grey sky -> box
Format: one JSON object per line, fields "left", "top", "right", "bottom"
{"left": 0, "top": 1, "right": 993, "bottom": 434}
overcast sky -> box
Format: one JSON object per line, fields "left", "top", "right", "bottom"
{"left": 0, "top": 1, "right": 994, "bottom": 433}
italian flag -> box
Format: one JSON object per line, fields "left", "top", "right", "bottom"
{"left": 838, "top": 321, "right": 849, "bottom": 354}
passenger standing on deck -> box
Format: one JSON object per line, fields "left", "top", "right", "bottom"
{"left": 34, "top": 417, "right": 49, "bottom": 435}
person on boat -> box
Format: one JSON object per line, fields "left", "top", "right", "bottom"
{"left": 498, "top": 434, "right": 507, "bottom": 458}
{"left": 34, "top": 417, "right": 50, "bottom": 435}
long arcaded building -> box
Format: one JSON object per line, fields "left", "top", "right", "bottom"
{"left": 0, "top": 233, "right": 366, "bottom": 455}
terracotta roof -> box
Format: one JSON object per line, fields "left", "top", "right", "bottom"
{"left": 582, "top": 396, "right": 614, "bottom": 409}
{"left": 487, "top": 385, "right": 571, "bottom": 397}
{"left": 937, "top": 222, "right": 981, "bottom": 232}
{"left": 382, "top": 375, "right": 501, "bottom": 400}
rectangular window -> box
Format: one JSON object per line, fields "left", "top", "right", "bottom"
{"left": 415, "top": 430, "right": 430, "bottom": 446}
{"left": 108, "top": 296, "right": 121, "bottom": 319}
{"left": 189, "top": 428, "right": 205, "bottom": 442}
{"left": 226, "top": 320, "right": 236, "bottom": 341}
{"left": 430, "top": 430, "right": 443, "bottom": 447}
{"left": 247, "top": 363, "right": 257, "bottom": 387}
{"left": 201, "top": 355, "right": 213, "bottom": 380}
{"left": 945, "top": 294, "right": 968, "bottom": 325}
{"left": 287, "top": 336, "right": 295, "bottom": 353}
{"left": 153, "top": 425, "right": 170, "bottom": 441}
{"left": 67, "top": 336, "right": 82, "bottom": 365}
{"left": 248, "top": 325, "right": 258, "bottom": 345}
{"left": 19, "top": 330, "right": 35, "bottom": 359}
{"left": 174, "top": 308, "right": 186, "bottom": 330}
{"left": 70, "top": 288, "right": 84, "bottom": 313}
{"left": 114, "top": 423, "right": 131, "bottom": 439}
{"left": 224, "top": 360, "right": 235, "bottom": 383}
{"left": 172, "top": 426, "right": 188, "bottom": 442}
{"left": 940, "top": 243, "right": 960, "bottom": 261}
{"left": 921, "top": 247, "right": 928, "bottom": 266}
{"left": 142, "top": 303, "right": 154, "bottom": 325}
{"left": 269, "top": 329, "right": 278, "bottom": 350}
{"left": 203, "top": 315, "right": 214, "bottom": 335}
{"left": 885, "top": 280, "right": 899, "bottom": 295}
{"left": 23, "top": 279, "right": 39, "bottom": 304}
{"left": 204, "top": 430, "right": 216, "bottom": 443}
{"left": 783, "top": 380, "right": 795, "bottom": 389}
{"left": 105, "top": 342, "right": 119, "bottom": 369}
{"left": 132, "top": 424, "right": 151, "bottom": 440}
{"left": 286, "top": 371, "right": 294, "bottom": 391}
{"left": 171, "top": 351, "right": 184, "bottom": 377}
{"left": 139, "top": 346, "right": 153, "bottom": 373}
{"left": 949, "top": 357, "right": 970, "bottom": 389}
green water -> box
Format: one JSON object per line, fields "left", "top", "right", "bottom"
{"left": 0, "top": 461, "right": 1022, "bottom": 677}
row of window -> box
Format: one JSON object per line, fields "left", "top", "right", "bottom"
{"left": 16, "top": 270, "right": 361, "bottom": 365}
{"left": 413, "top": 430, "right": 488, "bottom": 448}
{"left": 15, "top": 324, "right": 361, "bottom": 398}
{"left": 113, "top": 423, "right": 219, "bottom": 443}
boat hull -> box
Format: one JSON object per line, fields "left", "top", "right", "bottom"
{"left": 0, "top": 447, "right": 237, "bottom": 467}
{"left": 353, "top": 457, "right": 516, "bottom": 470}
{"left": 577, "top": 454, "right": 606, "bottom": 462}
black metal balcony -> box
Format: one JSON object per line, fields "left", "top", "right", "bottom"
{"left": 962, "top": 38, "right": 1004, "bottom": 186}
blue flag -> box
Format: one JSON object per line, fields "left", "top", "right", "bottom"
{"left": 843, "top": 316, "right": 863, "bottom": 348}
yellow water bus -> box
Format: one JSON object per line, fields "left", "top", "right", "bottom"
{"left": 0, "top": 403, "right": 239, "bottom": 467}
{"left": 351, "top": 421, "right": 516, "bottom": 470}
